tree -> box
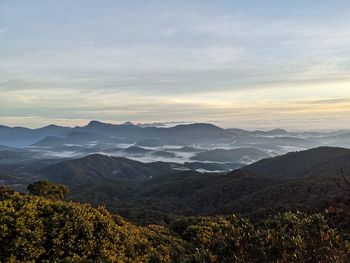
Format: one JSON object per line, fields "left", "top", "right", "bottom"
{"left": 27, "top": 180, "right": 70, "bottom": 199}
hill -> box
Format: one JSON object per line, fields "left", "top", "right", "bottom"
{"left": 244, "top": 146, "right": 350, "bottom": 178}
{"left": 33, "top": 147, "right": 350, "bottom": 225}
{"left": 39, "top": 154, "right": 181, "bottom": 187}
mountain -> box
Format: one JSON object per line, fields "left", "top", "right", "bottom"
{"left": 226, "top": 128, "right": 290, "bottom": 136}
{"left": 32, "top": 131, "right": 109, "bottom": 147}
{"left": 34, "top": 146, "right": 350, "bottom": 225}
{"left": 30, "top": 122, "right": 234, "bottom": 148}
{"left": 252, "top": 128, "right": 290, "bottom": 136}
{"left": 39, "top": 154, "right": 182, "bottom": 187}
{"left": 191, "top": 147, "right": 270, "bottom": 163}
{"left": 0, "top": 124, "right": 70, "bottom": 147}
{"left": 121, "top": 121, "right": 136, "bottom": 126}
{"left": 129, "top": 147, "right": 350, "bottom": 219}
{"left": 73, "top": 122, "right": 234, "bottom": 144}
{"left": 31, "top": 136, "right": 64, "bottom": 147}
{"left": 1, "top": 146, "right": 349, "bottom": 225}
{"left": 123, "top": 146, "right": 152, "bottom": 155}
{"left": 244, "top": 146, "right": 350, "bottom": 178}
{"left": 75, "top": 120, "right": 143, "bottom": 136}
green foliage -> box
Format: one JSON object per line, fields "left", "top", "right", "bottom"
{"left": 0, "top": 188, "right": 349, "bottom": 262}
{"left": 0, "top": 189, "right": 192, "bottom": 262}
{"left": 171, "top": 213, "right": 350, "bottom": 263}
{"left": 260, "top": 212, "right": 347, "bottom": 263}
{"left": 27, "top": 180, "right": 70, "bottom": 199}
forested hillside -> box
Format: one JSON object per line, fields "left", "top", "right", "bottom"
{"left": 29, "top": 147, "right": 350, "bottom": 225}
{"left": 0, "top": 185, "right": 349, "bottom": 262}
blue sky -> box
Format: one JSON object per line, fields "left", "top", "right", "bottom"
{"left": 1, "top": 0, "right": 350, "bottom": 129}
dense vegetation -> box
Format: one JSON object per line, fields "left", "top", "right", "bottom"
{"left": 27, "top": 180, "right": 69, "bottom": 199}
{"left": 0, "top": 184, "right": 350, "bottom": 262}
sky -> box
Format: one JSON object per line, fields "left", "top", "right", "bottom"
{"left": 1, "top": 0, "right": 350, "bottom": 130}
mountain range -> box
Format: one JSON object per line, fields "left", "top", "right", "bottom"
{"left": 1, "top": 145, "right": 348, "bottom": 224}
{"left": 1, "top": 120, "right": 350, "bottom": 174}
{"left": 1, "top": 120, "right": 350, "bottom": 225}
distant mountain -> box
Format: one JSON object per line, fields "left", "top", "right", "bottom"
{"left": 161, "top": 123, "right": 232, "bottom": 142}
{"left": 72, "top": 122, "right": 234, "bottom": 144}
{"left": 32, "top": 131, "right": 109, "bottom": 147}
{"left": 0, "top": 124, "right": 70, "bottom": 147}
{"left": 226, "top": 128, "right": 253, "bottom": 136}
{"left": 31, "top": 136, "right": 64, "bottom": 147}
{"left": 252, "top": 128, "right": 290, "bottom": 136}
{"left": 191, "top": 147, "right": 270, "bottom": 163}
{"left": 121, "top": 121, "right": 136, "bottom": 126}
{"left": 226, "top": 128, "right": 290, "bottom": 136}
{"left": 123, "top": 146, "right": 152, "bottom": 155}
{"left": 28, "top": 122, "right": 233, "bottom": 147}
{"left": 75, "top": 120, "right": 143, "bottom": 136}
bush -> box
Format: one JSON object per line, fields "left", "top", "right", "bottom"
{"left": 0, "top": 187, "right": 349, "bottom": 262}
{"left": 27, "top": 180, "right": 70, "bottom": 199}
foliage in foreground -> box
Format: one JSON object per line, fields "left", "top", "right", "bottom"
{"left": 0, "top": 186, "right": 349, "bottom": 262}
{"left": 27, "top": 179, "right": 70, "bottom": 199}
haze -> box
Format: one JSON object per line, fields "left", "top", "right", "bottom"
{"left": 1, "top": 0, "right": 350, "bottom": 130}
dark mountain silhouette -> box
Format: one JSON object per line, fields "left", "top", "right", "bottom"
{"left": 244, "top": 146, "right": 350, "bottom": 178}
{"left": 39, "top": 154, "right": 182, "bottom": 187}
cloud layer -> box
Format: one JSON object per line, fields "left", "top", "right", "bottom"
{"left": 1, "top": 0, "right": 350, "bottom": 129}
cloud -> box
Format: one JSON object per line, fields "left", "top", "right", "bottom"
{"left": 307, "top": 98, "right": 350, "bottom": 105}
{"left": 0, "top": 1, "right": 350, "bottom": 129}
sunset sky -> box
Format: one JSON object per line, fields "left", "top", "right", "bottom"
{"left": 1, "top": 0, "right": 350, "bottom": 130}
